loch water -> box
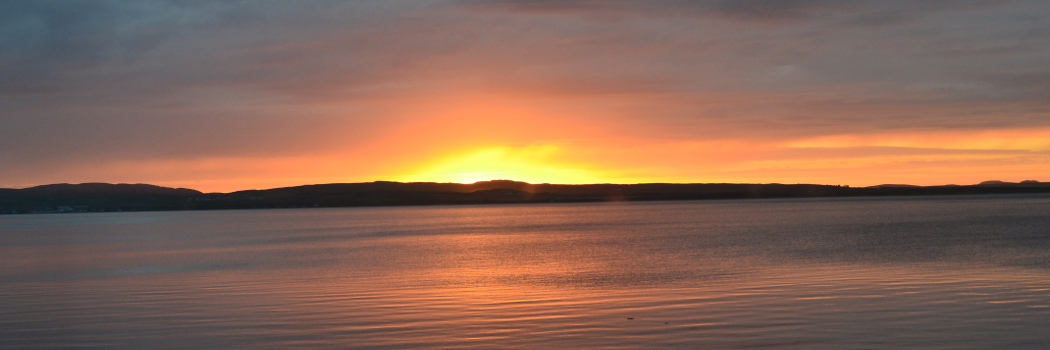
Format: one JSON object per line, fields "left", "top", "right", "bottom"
{"left": 3, "top": 194, "right": 1050, "bottom": 349}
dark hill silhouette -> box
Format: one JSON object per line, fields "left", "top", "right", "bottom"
{"left": 0, "top": 183, "right": 202, "bottom": 213}
{"left": 2, "top": 180, "right": 1049, "bottom": 214}
{"left": 23, "top": 183, "right": 201, "bottom": 196}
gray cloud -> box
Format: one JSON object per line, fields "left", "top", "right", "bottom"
{"left": 0, "top": 0, "right": 217, "bottom": 94}
{"left": 457, "top": 0, "right": 1013, "bottom": 25}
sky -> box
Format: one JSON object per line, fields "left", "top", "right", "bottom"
{"left": 2, "top": 0, "right": 1049, "bottom": 192}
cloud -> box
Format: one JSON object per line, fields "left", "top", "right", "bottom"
{"left": 457, "top": 0, "right": 844, "bottom": 23}
{"left": 787, "top": 128, "right": 1050, "bottom": 152}
{"left": 0, "top": 0, "right": 225, "bottom": 94}
{"left": 0, "top": 1, "right": 432, "bottom": 99}
{"left": 457, "top": 0, "right": 1013, "bottom": 25}
{"left": 2, "top": 0, "right": 1050, "bottom": 190}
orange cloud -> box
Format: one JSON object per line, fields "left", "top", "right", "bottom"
{"left": 787, "top": 128, "right": 1050, "bottom": 152}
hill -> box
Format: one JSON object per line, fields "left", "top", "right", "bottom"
{"left": 2, "top": 180, "right": 1049, "bottom": 214}
{"left": 0, "top": 183, "right": 202, "bottom": 214}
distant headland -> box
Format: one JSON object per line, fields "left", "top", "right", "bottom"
{"left": 2, "top": 180, "right": 1049, "bottom": 214}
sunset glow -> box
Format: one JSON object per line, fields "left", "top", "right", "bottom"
{"left": 3, "top": 1, "right": 1049, "bottom": 192}
{"left": 788, "top": 128, "right": 1050, "bottom": 153}
{"left": 398, "top": 145, "right": 605, "bottom": 184}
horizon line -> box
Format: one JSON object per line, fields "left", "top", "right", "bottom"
{"left": 7, "top": 178, "right": 1047, "bottom": 194}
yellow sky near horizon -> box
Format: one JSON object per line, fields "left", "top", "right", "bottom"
{"left": 20, "top": 119, "right": 1047, "bottom": 193}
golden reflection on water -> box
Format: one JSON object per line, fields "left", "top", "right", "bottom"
{"left": 4, "top": 197, "right": 1050, "bottom": 349}
{"left": 255, "top": 261, "right": 1050, "bottom": 349}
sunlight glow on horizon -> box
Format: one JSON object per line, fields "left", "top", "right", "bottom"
{"left": 7, "top": 91, "right": 1049, "bottom": 192}
{"left": 395, "top": 145, "right": 609, "bottom": 184}
{"left": 16, "top": 127, "right": 1046, "bottom": 193}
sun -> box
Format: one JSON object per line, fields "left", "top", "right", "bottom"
{"left": 396, "top": 145, "right": 605, "bottom": 184}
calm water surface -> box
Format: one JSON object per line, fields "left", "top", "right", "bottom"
{"left": 3, "top": 195, "right": 1050, "bottom": 349}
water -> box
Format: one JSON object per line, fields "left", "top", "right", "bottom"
{"left": 3, "top": 195, "right": 1050, "bottom": 349}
